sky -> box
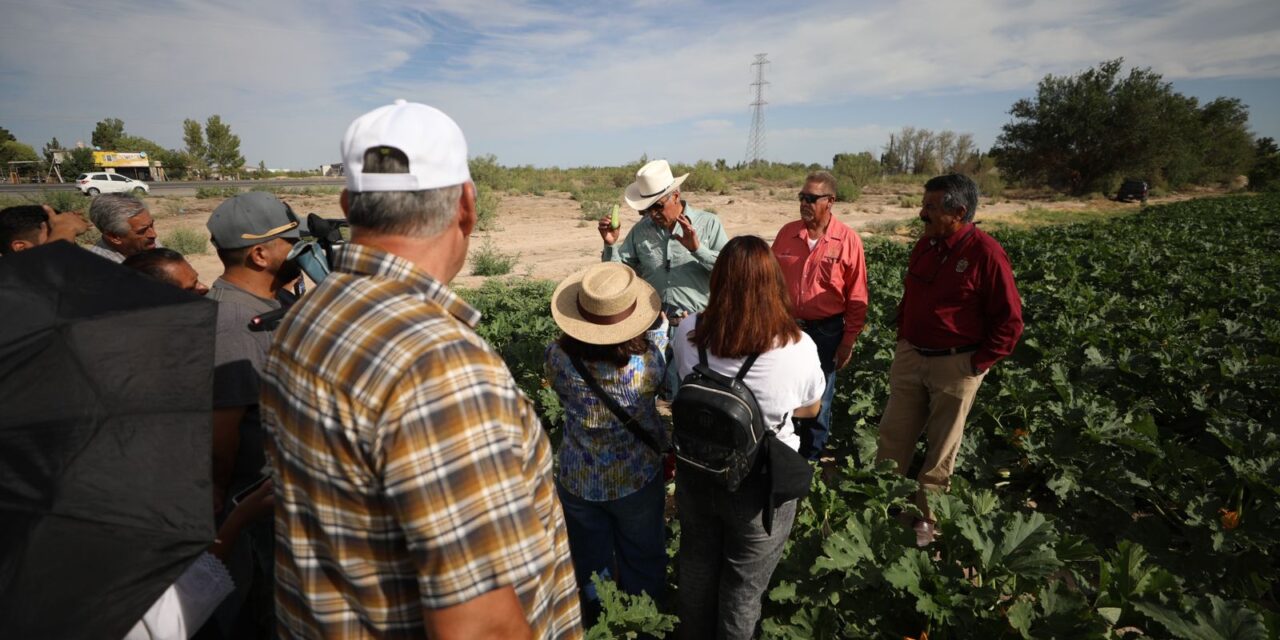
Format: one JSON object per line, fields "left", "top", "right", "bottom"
{"left": 2, "top": 0, "right": 1278, "bottom": 170}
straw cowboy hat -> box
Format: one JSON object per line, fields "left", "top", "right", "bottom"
{"left": 623, "top": 159, "right": 689, "bottom": 211}
{"left": 552, "top": 262, "right": 661, "bottom": 345}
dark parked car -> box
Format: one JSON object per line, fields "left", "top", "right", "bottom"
{"left": 1116, "top": 179, "right": 1149, "bottom": 203}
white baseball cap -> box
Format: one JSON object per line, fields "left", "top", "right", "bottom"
{"left": 340, "top": 99, "right": 471, "bottom": 192}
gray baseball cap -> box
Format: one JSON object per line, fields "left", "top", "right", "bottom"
{"left": 206, "top": 192, "right": 301, "bottom": 250}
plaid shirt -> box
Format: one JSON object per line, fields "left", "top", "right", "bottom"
{"left": 261, "top": 244, "right": 581, "bottom": 639}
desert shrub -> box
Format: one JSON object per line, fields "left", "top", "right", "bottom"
{"left": 163, "top": 227, "right": 208, "bottom": 255}
{"left": 864, "top": 216, "right": 922, "bottom": 236}
{"left": 195, "top": 186, "right": 240, "bottom": 199}
{"left": 475, "top": 183, "right": 501, "bottom": 231}
{"left": 158, "top": 199, "right": 187, "bottom": 218}
{"left": 39, "top": 190, "right": 91, "bottom": 213}
{"left": 580, "top": 200, "right": 615, "bottom": 222}
{"left": 896, "top": 194, "right": 922, "bottom": 208}
{"left": 249, "top": 185, "right": 342, "bottom": 197}
{"left": 836, "top": 181, "right": 861, "bottom": 202}
{"left": 678, "top": 160, "right": 728, "bottom": 194}
{"left": 833, "top": 152, "right": 880, "bottom": 184}
{"left": 470, "top": 239, "right": 518, "bottom": 276}
{"left": 975, "top": 171, "right": 1005, "bottom": 201}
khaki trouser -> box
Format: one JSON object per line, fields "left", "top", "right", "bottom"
{"left": 875, "top": 340, "right": 987, "bottom": 521}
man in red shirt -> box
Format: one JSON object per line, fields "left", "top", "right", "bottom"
{"left": 772, "top": 171, "right": 868, "bottom": 460}
{"left": 876, "top": 173, "right": 1023, "bottom": 545}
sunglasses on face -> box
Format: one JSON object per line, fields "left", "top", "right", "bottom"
{"left": 798, "top": 192, "right": 834, "bottom": 204}
{"left": 645, "top": 194, "right": 671, "bottom": 214}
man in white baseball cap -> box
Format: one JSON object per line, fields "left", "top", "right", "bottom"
{"left": 261, "top": 100, "right": 582, "bottom": 639}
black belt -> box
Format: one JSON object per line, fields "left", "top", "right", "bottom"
{"left": 797, "top": 314, "right": 842, "bottom": 329}
{"left": 913, "top": 343, "right": 979, "bottom": 357}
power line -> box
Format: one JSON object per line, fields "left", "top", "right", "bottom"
{"left": 744, "top": 53, "right": 769, "bottom": 167}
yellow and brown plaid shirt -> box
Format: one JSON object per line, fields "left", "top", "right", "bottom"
{"left": 261, "top": 244, "right": 581, "bottom": 639}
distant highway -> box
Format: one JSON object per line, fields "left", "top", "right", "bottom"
{"left": 0, "top": 178, "right": 345, "bottom": 198}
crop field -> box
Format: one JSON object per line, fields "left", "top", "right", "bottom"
{"left": 463, "top": 194, "right": 1280, "bottom": 638}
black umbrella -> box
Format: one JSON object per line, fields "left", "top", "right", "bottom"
{"left": 0, "top": 242, "right": 218, "bottom": 639}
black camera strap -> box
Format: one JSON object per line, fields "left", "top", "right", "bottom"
{"left": 566, "top": 353, "right": 666, "bottom": 455}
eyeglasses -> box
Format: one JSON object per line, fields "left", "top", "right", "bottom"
{"left": 645, "top": 194, "right": 671, "bottom": 214}
{"left": 798, "top": 192, "right": 835, "bottom": 204}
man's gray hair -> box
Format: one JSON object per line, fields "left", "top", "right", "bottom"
{"left": 804, "top": 171, "right": 838, "bottom": 195}
{"left": 89, "top": 194, "right": 148, "bottom": 236}
{"left": 923, "top": 174, "right": 979, "bottom": 223}
{"left": 346, "top": 147, "right": 463, "bottom": 236}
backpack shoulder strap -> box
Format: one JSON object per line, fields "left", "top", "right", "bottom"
{"left": 566, "top": 352, "right": 665, "bottom": 454}
{"left": 734, "top": 353, "right": 761, "bottom": 382}
{"left": 694, "top": 314, "right": 710, "bottom": 368}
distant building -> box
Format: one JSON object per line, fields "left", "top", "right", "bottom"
{"left": 320, "top": 163, "right": 344, "bottom": 177}
{"left": 91, "top": 151, "right": 166, "bottom": 181}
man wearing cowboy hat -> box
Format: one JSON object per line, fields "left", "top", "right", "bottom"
{"left": 598, "top": 159, "right": 729, "bottom": 324}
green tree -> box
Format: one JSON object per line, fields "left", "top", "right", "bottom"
{"left": 993, "top": 59, "right": 1255, "bottom": 194}
{"left": 182, "top": 118, "right": 205, "bottom": 156}
{"left": 91, "top": 117, "right": 126, "bottom": 150}
{"left": 1193, "top": 97, "right": 1254, "bottom": 184}
{"left": 832, "top": 151, "right": 880, "bottom": 201}
{"left": 0, "top": 126, "right": 16, "bottom": 143}
{"left": 181, "top": 118, "right": 208, "bottom": 179}
{"left": 42, "top": 137, "right": 62, "bottom": 164}
{"left": 61, "top": 147, "right": 96, "bottom": 176}
{"left": 1, "top": 140, "right": 40, "bottom": 179}
{"left": 204, "top": 115, "right": 244, "bottom": 177}
{"left": 1249, "top": 137, "right": 1280, "bottom": 192}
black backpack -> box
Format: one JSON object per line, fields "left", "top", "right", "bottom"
{"left": 672, "top": 338, "right": 767, "bottom": 492}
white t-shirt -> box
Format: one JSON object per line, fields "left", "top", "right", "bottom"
{"left": 673, "top": 313, "right": 826, "bottom": 451}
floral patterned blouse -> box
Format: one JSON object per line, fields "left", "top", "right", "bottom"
{"left": 544, "top": 325, "right": 669, "bottom": 501}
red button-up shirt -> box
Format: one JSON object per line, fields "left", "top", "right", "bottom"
{"left": 772, "top": 217, "right": 869, "bottom": 344}
{"left": 897, "top": 223, "right": 1023, "bottom": 372}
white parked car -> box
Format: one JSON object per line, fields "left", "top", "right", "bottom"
{"left": 75, "top": 172, "right": 150, "bottom": 196}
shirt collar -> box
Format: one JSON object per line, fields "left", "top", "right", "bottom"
{"left": 334, "top": 243, "right": 482, "bottom": 328}
{"left": 793, "top": 216, "right": 845, "bottom": 240}
{"left": 928, "top": 223, "right": 976, "bottom": 250}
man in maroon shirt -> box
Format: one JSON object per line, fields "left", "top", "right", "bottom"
{"left": 875, "top": 173, "right": 1023, "bottom": 546}
{"left": 772, "top": 171, "right": 868, "bottom": 460}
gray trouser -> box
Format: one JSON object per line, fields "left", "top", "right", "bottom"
{"left": 675, "top": 473, "right": 797, "bottom": 640}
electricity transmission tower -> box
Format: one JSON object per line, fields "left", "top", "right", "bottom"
{"left": 744, "top": 53, "right": 769, "bottom": 167}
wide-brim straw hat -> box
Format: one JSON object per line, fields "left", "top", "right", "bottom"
{"left": 623, "top": 159, "right": 689, "bottom": 211}
{"left": 552, "top": 262, "right": 661, "bottom": 345}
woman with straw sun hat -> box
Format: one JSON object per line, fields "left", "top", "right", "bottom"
{"left": 545, "top": 261, "right": 670, "bottom": 626}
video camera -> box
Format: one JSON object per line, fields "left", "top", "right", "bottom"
{"left": 248, "top": 213, "right": 349, "bottom": 332}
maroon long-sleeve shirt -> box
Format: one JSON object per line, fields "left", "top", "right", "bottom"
{"left": 897, "top": 223, "right": 1024, "bottom": 372}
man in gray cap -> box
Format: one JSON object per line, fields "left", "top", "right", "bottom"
{"left": 201, "top": 190, "right": 301, "bottom": 639}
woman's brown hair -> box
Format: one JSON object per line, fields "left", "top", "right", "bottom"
{"left": 691, "top": 235, "right": 801, "bottom": 358}
{"left": 559, "top": 333, "right": 651, "bottom": 368}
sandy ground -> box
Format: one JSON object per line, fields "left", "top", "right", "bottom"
{"left": 141, "top": 184, "right": 1188, "bottom": 289}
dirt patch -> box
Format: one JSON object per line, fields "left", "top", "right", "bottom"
{"left": 144, "top": 185, "right": 1183, "bottom": 289}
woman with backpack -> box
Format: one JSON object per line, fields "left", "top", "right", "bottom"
{"left": 671, "top": 235, "right": 826, "bottom": 640}
{"left": 545, "top": 261, "right": 670, "bottom": 627}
